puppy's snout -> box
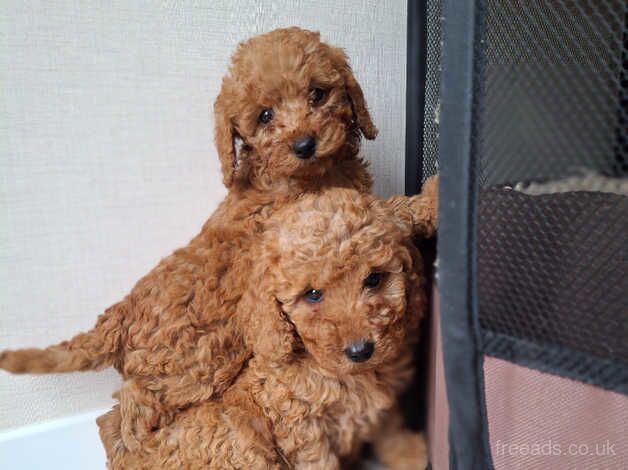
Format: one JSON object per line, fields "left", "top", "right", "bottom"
{"left": 292, "top": 136, "right": 316, "bottom": 159}
{"left": 344, "top": 340, "right": 374, "bottom": 363}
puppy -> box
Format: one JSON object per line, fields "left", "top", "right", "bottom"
{"left": 0, "top": 27, "right": 434, "bottom": 452}
{"left": 0, "top": 27, "right": 377, "bottom": 448}
{"left": 105, "top": 188, "right": 432, "bottom": 470}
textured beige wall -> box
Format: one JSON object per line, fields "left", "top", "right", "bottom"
{"left": 0, "top": 0, "right": 407, "bottom": 430}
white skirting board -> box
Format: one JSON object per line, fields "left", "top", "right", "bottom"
{"left": 0, "top": 409, "right": 108, "bottom": 470}
{"left": 0, "top": 410, "right": 387, "bottom": 469}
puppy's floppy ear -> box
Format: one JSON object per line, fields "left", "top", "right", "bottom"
{"left": 239, "top": 262, "right": 296, "bottom": 364}
{"left": 329, "top": 47, "right": 378, "bottom": 140}
{"left": 214, "top": 90, "right": 245, "bottom": 188}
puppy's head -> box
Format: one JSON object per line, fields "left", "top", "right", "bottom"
{"left": 214, "top": 27, "right": 377, "bottom": 188}
{"left": 242, "top": 189, "right": 425, "bottom": 376}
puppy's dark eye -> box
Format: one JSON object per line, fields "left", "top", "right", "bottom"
{"left": 258, "top": 108, "right": 273, "bottom": 124}
{"left": 304, "top": 289, "right": 323, "bottom": 303}
{"left": 363, "top": 272, "right": 383, "bottom": 288}
{"left": 309, "top": 88, "right": 326, "bottom": 104}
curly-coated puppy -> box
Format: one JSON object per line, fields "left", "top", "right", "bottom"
{"left": 0, "top": 27, "right": 379, "bottom": 450}
{"left": 104, "top": 188, "right": 430, "bottom": 470}
{"left": 0, "top": 28, "right": 438, "bottom": 455}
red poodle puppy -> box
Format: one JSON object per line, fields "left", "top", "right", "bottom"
{"left": 0, "top": 27, "right": 435, "bottom": 452}
{"left": 103, "top": 187, "right": 431, "bottom": 470}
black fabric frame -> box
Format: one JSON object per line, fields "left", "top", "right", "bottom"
{"left": 405, "top": 0, "right": 428, "bottom": 196}
{"left": 613, "top": 5, "right": 627, "bottom": 175}
{"left": 408, "top": 1, "right": 627, "bottom": 468}
{"left": 438, "top": 0, "right": 493, "bottom": 469}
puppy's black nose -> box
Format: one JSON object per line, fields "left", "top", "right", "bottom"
{"left": 344, "top": 340, "right": 374, "bottom": 363}
{"left": 292, "top": 136, "right": 316, "bottom": 159}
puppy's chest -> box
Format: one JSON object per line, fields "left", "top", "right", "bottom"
{"left": 317, "top": 398, "right": 386, "bottom": 456}
{"left": 258, "top": 372, "right": 392, "bottom": 457}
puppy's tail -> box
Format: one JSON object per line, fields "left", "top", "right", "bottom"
{"left": 0, "top": 303, "right": 125, "bottom": 374}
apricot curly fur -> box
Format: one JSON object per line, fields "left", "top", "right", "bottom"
{"left": 106, "top": 188, "right": 430, "bottom": 469}
{"left": 0, "top": 26, "right": 438, "bottom": 466}
{"left": 0, "top": 27, "right": 375, "bottom": 449}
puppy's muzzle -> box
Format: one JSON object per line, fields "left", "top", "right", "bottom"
{"left": 344, "top": 340, "right": 374, "bottom": 363}
{"left": 292, "top": 136, "right": 316, "bottom": 159}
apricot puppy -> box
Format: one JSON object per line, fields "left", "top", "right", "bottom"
{"left": 0, "top": 27, "right": 437, "bottom": 455}
{"left": 106, "top": 187, "right": 431, "bottom": 470}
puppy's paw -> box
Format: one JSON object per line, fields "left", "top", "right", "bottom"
{"left": 97, "top": 406, "right": 128, "bottom": 463}
{"left": 0, "top": 348, "right": 48, "bottom": 373}
{"left": 411, "top": 175, "right": 439, "bottom": 238}
{"left": 421, "top": 175, "right": 438, "bottom": 202}
{"left": 119, "top": 410, "right": 145, "bottom": 452}
{"left": 119, "top": 389, "right": 156, "bottom": 452}
{"left": 375, "top": 431, "right": 428, "bottom": 470}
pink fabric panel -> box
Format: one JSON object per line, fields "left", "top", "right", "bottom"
{"left": 484, "top": 356, "right": 628, "bottom": 469}
{"left": 427, "top": 287, "right": 450, "bottom": 470}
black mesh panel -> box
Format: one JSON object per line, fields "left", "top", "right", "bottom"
{"left": 477, "top": 0, "right": 627, "bottom": 186}
{"left": 421, "top": 0, "right": 442, "bottom": 182}
{"left": 475, "top": 0, "right": 628, "bottom": 390}
{"left": 479, "top": 190, "right": 628, "bottom": 364}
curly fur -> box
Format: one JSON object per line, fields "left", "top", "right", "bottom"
{"left": 104, "top": 188, "right": 431, "bottom": 469}
{"left": 0, "top": 27, "right": 377, "bottom": 448}
{"left": 215, "top": 28, "right": 378, "bottom": 189}
{"left": 0, "top": 26, "right": 438, "bottom": 464}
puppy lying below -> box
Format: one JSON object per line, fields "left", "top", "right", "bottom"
{"left": 102, "top": 187, "right": 431, "bottom": 470}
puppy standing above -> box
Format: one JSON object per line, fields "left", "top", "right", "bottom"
{"left": 0, "top": 27, "right": 435, "bottom": 454}
{"left": 107, "top": 188, "right": 433, "bottom": 470}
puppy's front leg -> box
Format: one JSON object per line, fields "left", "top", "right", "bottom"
{"left": 116, "top": 331, "right": 251, "bottom": 449}
{"left": 293, "top": 453, "right": 340, "bottom": 470}
{"left": 384, "top": 175, "right": 438, "bottom": 239}
{"left": 280, "top": 435, "right": 340, "bottom": 470}
{"left": 118, "top": 377, "right": 168, "bottom": 452}
{"left": 372, "top": 407, "right": 428, "bottom": 470}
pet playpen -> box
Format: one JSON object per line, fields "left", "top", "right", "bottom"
{"left": 407, "top": 0, "right": 628, "bottom": 469}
